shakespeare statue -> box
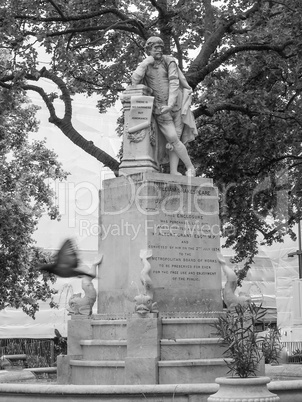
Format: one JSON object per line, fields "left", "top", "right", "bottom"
{"left": 131, "top": 36, "right": 198, "bottom": 176}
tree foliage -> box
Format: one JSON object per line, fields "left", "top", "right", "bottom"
{"left": 1, "top": 0, "right": 302, "bottom": 276}
{"left": 0, "top": 88, "right": 68, "bottom": 317}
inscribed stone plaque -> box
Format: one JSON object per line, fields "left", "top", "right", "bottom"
{"left": 128, "top": 96, "right": 154, "bottom": 133}
{"left": 98, "top": 172, "right": 222, "bottom": 317}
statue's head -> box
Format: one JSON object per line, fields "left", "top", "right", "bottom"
{"left": 145, "top": 36, "right": 164, "bottom": 54}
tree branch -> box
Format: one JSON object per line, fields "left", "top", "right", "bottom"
{"left": 202, "top": 0, "right": 215, "bottom": 41}
{"left": 187, "top": 1, "right": 261, "bottom": 78}
{"left": 24, "top": 21, "right": 142, "bottom": 39}
{"left": 46, "top": 0, "right": 67, "bottom": 20}
{"left": 259, "top": 215, "right": 296, "bottom": 240}
{"left": 71, "top": 20, "right": 143, "bottom": 49}
{"left": 187, "top": 40, "right": 293, "bottom": 87}
{"left": 14, "top": 8, "right": 133, "bottom": 23}
{"left": 194, "top": 102, "right": 256, "bottom": 119}
{"left": 0, "top": 69, "right": 120, "bottom": 174}
{"left": 172, "top": 34, "right": 183, "bottom": 70}
{"left": 149, "top": 0, "right": 165, "bottom": 14}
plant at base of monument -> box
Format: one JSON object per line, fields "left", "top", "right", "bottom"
{"left": 0, "top": 88, "right": 68, "bottom": 318}
{"left": 214, "top": 303, "right": 266, "bottom": 378}
{"left": 261, "top": 326, "right": 283, "bottom": 365}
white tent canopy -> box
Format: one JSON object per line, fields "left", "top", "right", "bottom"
{"left": 222, "top": 232, "right": 300, "bottom": 339}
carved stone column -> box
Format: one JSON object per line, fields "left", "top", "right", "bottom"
{"left": 119, "top": 84, "right": 159, "bottom": 175}
{"left": 124, "top": 313, "right": 161, "bottom": 384}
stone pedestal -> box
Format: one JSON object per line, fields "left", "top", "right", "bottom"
{"left": 67, "top": 316, "right": 93, "bottom": 355}
{"left": 119, "top": 85, "right": 159, "bottom": 175}
{"left": 98, "top": 171, "right": 222, "bottom": 317}
{"left": 124, "top": 314, "right": 161, "bottom": 384}
{"left": 57, "top": 172, "right": 225, "bottom": 387}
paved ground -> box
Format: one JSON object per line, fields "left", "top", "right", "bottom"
{"left": 266, "top": 364, "right": 302, "bottom": 381}
{"left": 0, "top": 370, "right": 36, "bottom": 383}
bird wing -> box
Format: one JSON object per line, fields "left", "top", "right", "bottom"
{"left": 56, "top": 239, "right": 78, "bottom": 271}
{"left": 38, "top": 239, "right": 96, "bottom": 278}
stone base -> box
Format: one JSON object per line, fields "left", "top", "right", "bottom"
{"left": 57, "top": 315, "right": 231, "bottom": 386}
{"left": 124, "top": 316, "right": 161, "bottom": 384}
{"left": 98, "top": 171, "right": 223, "bottom": 317}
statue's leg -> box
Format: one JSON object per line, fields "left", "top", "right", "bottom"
{"left": 157, "top": 112, "right": 195, "bottom": 176}
{"left": 168, "top": 111, "right": 181, "bottom": 175}
{"left": 169, "top": 151, "right": 181, "bottom": 175}
{"left": 173, "top": 141, "right": 195, "bottom": 176}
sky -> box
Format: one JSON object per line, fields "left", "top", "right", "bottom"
{"left": 29, "top": 79, "right": 122, "bottom": 259}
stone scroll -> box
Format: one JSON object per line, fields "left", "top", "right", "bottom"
{"left": 128, "top": 96, "right": 154, "bottom": 135}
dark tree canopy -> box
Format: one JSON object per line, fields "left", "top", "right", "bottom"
{"left": 0, "top": 88, "right": 68, "bottom": 317}
{"left": 1, "top": 0, "right": 302, "bottom": 278}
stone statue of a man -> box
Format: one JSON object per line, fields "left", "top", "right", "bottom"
{"left": 131, "top": 37, "right": 198, "bottom": 177}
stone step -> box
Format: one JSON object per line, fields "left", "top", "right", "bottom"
{"left": 160, "top": 337, "right": 226, "bottom": 360}
{"left": 162, "top": 318, "right": 219, "bottom": 339}
{"left": 158, "top": 358, "right": 229, "bottom": 384}
{"left": 80, "top": 339, "right": 127, "bottom": 360}
{"left": 70, "top": 359, "right": 125, "bottom": 385}
{"left": 89, "top": 317, "right": 219, "bottom": 340}
{"left": 91, "top": 319, "right": 127, "bottom": 340}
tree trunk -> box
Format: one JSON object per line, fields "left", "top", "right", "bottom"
{"left": 52, "top": 118, "right": 120, "bottom": 175}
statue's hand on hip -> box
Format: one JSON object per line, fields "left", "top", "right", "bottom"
{"left": 160, "top": 105, "right": 171, "bottom": 115}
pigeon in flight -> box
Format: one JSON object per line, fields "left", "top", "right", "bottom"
{"left": 38, "top": 239, "right": 94, "bottom": 278}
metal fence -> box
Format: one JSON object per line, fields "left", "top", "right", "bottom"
{"left": 281, "top": 341, "right": 302, "bottom": 356}
{"left": 0, "top": 338, "right": 60, "bottom": 368}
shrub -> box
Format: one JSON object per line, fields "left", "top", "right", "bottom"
{"left": 261, "top": 326, "right": 282, "bottom": 364}
{"left": 213, "top": 303, "right": 266, "bottom": 378}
